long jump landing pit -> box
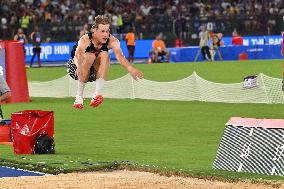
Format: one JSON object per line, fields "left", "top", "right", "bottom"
{"left": 0, "top": 170, "right": 283, "bottom": 189}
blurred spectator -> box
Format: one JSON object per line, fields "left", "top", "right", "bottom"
{"left": 0, "top": 0, "right": 283, "bottom": 44}
{"left": 209, "top": 32, "right": 224, "bottom": 61}
{"left": 20, "top": 11, "right": 31, "bottom": 35}
{"left": 111, "top": 12, "right": 119, "bottom": 35}
{"left": 79, "top": 23, "right": 89, "bottom": 38}
{"left": 30, "top": 26, "right": 42, "bottom": 68}
{"left": 9, "top": 15, "right": 18, "bottom": 37}
{"left": 125, "top": 27, "right": 136, "bottom": 64}
{"left": 0, "top": 16, "right": 8, "bottom": 39}
{"left": 122, "top": 10, "right": 134, "bottom": 33}
{"left": 0, "top": 75, "right": 11, "bottom": 104}
{"left": 134, "top": 9, "right": 143, "bottom": 39}
{"left": 13, "top": 28, "right": 28, "bottom": 54}
{"left": 149, "top": 34, "right": 169, "bottom": 63}
{"left": 0, "top": 74, "right": 11, "bottom": 119}
{"left": 140, "top": 2, "right": 152, "bottom": 17}
{"left": 232, "top": 31, "right": 244, "bottom": 46}
{"left": 117, "top": 10, "right": 124, "bottom": 34}
{"left": 210, "top": 33, "right": 224, "bottom": 47}
{"left": 199, "top": 25, "right": 211, "bottom": 61}
{"left": 14, "top": 28, "right": 28, "bottom": 44}
{"left": 175, "top": 37, "right": 184, "bottom": 48}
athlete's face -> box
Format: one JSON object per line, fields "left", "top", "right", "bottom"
{"left": 94, "top": 24, "right": 110, "bottom": 44}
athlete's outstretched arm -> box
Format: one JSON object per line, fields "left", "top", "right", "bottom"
{"left": 111, "top": 39, "right": 143, "bottom": 80}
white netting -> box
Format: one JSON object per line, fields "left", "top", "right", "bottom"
{"left": 28, "top": 72, "right": 284, "bottom": 104}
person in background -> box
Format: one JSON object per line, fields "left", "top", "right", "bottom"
{"left": 80, "top": 24, "right": 89, "bottom": 38}
{"left": 0, "top": 75, "right": 11, "bottom": 104}
{"left": 125, "top": 27, "right": 136, "bottom": 64}
{"left": 232, "top": 31, "right": 244, "bottom": 46}
{"left": 117, "top": 12, "right": 123, "bottom": 34}
{"left": 0, "top": 75, "right": 11, "bottom": 119}
{"left": 175, "top": 37, "right": 184, "bottom": 48}
{"left": 111, "top": 13, "right": 119, "bottom": 35}
{"left": 209, "top": 32, "right": 224, "bottom": 61}
{"left": 150, "top": 34, "right": 170, "bottom": 63}
{"left": 20, "top": 11, "right": 30, "bottom": 35}
{"left": 199, "top": 25, "right": 211, "bottom": 61}
{"left": 210, "top": 33, "right": 224, "bottom": 47}
{"left": 30, "top": 26, "right": 42, "bottom": 67}
{"left": 13, "top": 28, "right": 28, "bottom": 54}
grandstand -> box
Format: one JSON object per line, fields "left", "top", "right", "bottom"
{"left": 0, "top": 0, "right": 283, "bottom": 45}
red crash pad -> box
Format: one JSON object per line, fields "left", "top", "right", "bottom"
{"left": 11, "top": 110, "right": 54, "bottom": 154}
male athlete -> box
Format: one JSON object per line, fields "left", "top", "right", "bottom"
{"left": 67, "top": 15, "right": 143, "bottom": 109}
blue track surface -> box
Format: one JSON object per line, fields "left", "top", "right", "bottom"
{"left": 0, "top": 166, "right": 45, "bottom": 177}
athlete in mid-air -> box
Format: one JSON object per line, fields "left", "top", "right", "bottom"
{"left": 67, "top": 15, "right": 143, "bottom": 109}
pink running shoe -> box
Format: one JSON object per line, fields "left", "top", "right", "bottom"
{"left": 90, "top": 95, "right": 104, "bottom": 107}
{"left": 73, "top": 96, "right": 83, "bottom": 109}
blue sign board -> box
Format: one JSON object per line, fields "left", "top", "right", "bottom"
{"left": 170, "top": 45, "right": 283, "bottom": 62}
{"left": 23, "top": 35, "right": 283, "bottom": 64}
{"left": 24, "top": 40, "right": 153, "bottom": 64}
{"left": 109, "top": 40, "right": 152, "bottom": 60}
{"left": 24, "top": 42, "right": 76, "bottom": 63}
{"left": 222, "top": 35, "right": 282, "bottom": 46}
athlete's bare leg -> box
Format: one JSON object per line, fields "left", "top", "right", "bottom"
{"left": 90, "top": 51, "right": 110, "bottom": 107}
{"left": 75, "top": 52, "right": 97, "bottom": 82}
{"left": 95, "top": 51, "right": 110, "bottom": 80}
{"left": 73, "top": 53, "right": 96, "bottom": 109}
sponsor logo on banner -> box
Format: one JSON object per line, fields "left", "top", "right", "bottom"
{"left": 24, "top": 40, "right": 153, "bottom": 63}
{"left": 25, "top": 43, "right": 75, "bottom": 62}
{"left": 223, "top": 35, "right": 283, "bottom": 46}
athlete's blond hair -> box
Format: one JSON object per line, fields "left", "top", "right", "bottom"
{"left": 92, "top": 15, "right": 110, "bottom": 29}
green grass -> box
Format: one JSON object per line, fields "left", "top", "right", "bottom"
{"left": 1, "top": 60, "right": 284, "bottom": 182}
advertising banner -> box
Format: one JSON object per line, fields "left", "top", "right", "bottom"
{"left": 23, "top": 36, "right": 283, "bottom": 64}
{"left": 24, "top": 40, "right": 153, "bottom": 64}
